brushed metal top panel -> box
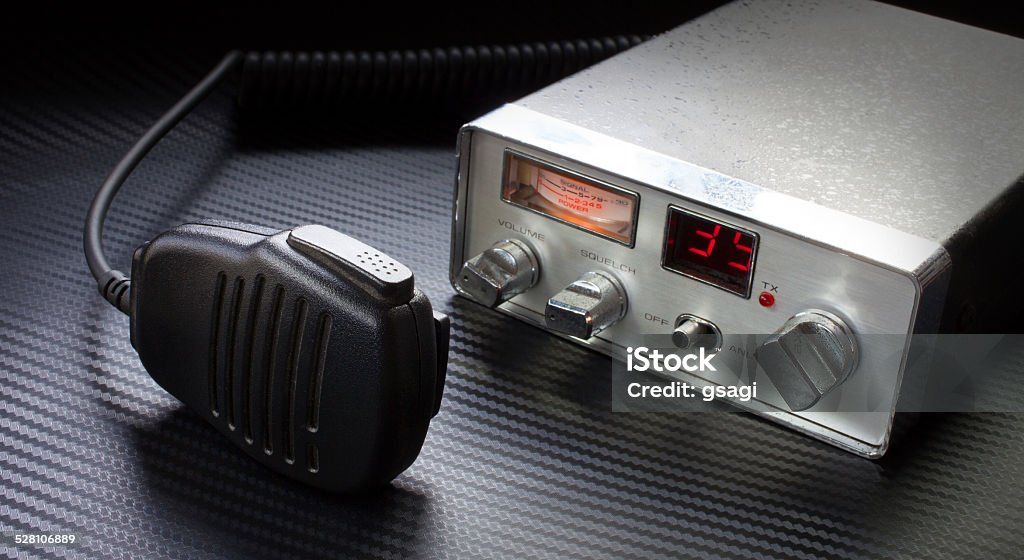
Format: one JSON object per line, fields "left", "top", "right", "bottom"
{"left": 516, "top": 0, "right": 1024, "bottom": 243}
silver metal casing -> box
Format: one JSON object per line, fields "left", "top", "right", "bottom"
{"left": 450, "top": 0, "right": 1024, "bottom": 456}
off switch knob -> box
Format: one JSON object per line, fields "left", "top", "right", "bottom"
{"left": 457, "top": 239, "right": 539, "bottom": 307}
{"left": 754, "top": 310, "right": 858, "bottom": 411}
{"left": 545, "top": 271, "right": 627, "bottom": 339}
{"left": 672, "top": 315, "right": 721, "bottom": 352}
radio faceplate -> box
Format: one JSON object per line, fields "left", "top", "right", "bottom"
{"left": 451, "top": 105, "right": 950, "bottom": 457}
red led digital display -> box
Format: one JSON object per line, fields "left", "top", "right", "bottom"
{"left": 663, "top": 207, "right": 758, "bottom": 297}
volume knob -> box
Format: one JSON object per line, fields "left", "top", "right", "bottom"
{"left": 754, "top": 310, "right": 858, "bottom": 411}
{"left": 457, "top": 239, "right": 539, "bottom": 307}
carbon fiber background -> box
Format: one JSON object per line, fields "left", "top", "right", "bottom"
{"left": 2, "top": 47, "right": 1024, "bottom": 560}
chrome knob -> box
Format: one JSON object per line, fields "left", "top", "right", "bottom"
{"left": 755, "top": 310, "right": 858, "bottom": 411}
{"left": 457, "top": 239, "right": 539, "bottom": 307}
{"left": 545, "top": 271, "right": 627, "bottom": 339}
{"left": 672, "top": 315, "right": 721, "bottom": 352}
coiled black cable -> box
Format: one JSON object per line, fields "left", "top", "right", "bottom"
{"left": 237, "top": 37, "right": 645, "bottom": 111}
{"left": 86, "top": 36, "right": 647, "bottom": 312}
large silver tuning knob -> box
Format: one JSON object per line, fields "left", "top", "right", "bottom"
{"left": 457, "top": 239, "right": 539, "bottom": 307}
{"left": 545, "top": 271, "right": 627, "bottom": 339}
{"left": 754, "top": 310, "right": 858, "bottom": 411}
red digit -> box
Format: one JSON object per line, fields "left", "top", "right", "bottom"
{"left": 688, "top": 224, "right": 720, "bottom": 257}
{"left": 728, "top": 231, "right": 753, "bottom": 271}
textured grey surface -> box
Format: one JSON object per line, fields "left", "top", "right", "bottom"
{"left": 2, "top": 47, "right": 1024, "bottom": 559}
{"left": 520, "top": 0, "right": 1024, "bottom": 243}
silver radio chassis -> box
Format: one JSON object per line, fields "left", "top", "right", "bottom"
{"left": 450, "top": 0, "right": 1024, "bottom": 456}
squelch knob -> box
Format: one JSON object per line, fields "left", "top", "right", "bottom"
{"left": 545, "top": 271, "right": 627, "bottom": 339}
{"left": 755, "top": 310, "right": 858, "bottom": 411}
{"left": 457, "top": 239, "right": 539, "bottom": 307}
